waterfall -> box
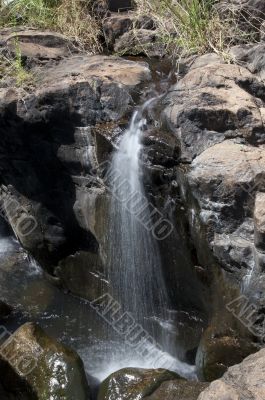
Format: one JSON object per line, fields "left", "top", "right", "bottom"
{"left": 104, "top": 99, "right": 196, "bottom": 379}
{"left": 106, "top": 99, "right": 167, "bottom": 323}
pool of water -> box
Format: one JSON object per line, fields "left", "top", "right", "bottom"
{"left": 0, "top": 234, "right": 197, "bottom": 385}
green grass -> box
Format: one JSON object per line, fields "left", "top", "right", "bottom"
{"left": 135, "top": 0, "right": 259, "bottom": 57}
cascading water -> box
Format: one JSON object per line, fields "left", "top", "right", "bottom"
{"left": 104, "top": 99, "right": 196, "bottom": 379}
{"left": 106, "top": 99, "right": 168, "bottom": 324}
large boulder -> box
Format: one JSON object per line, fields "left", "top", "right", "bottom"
{"left": 163, "top": 62, "right": 265, "bottom": 162}
{"left": 0, "top": 27, "right": 77, "bottom": 68}
{"left": 186, "top": 139, "right": 265, "bottom": 286}
{"left": 114, "top": 29, "right": 166, "bottom": 57}
{"left": 163, "top": 62, "right": 265, "bottom": 289}
{"left": 198, "top": 348, "right": 265, "bottom": 399}
{"left": 0, "top": 322, "right": 90, "bottom": 400}
{"left": 103, "top": 11, "right": 155, "bottom": 49}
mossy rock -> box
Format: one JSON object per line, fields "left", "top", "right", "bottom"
{"left": 97, "top": 367, "right": 180, "bottom": 400}
{"left": 0, "top": 322, "right": 90, "bottom": 400}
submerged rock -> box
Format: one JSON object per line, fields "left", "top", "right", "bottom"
{"left": 0, "top": 322, "right": 90, "bottom": 400}
{"left": 198, "top": 348, "right": 265, "bottom": 399}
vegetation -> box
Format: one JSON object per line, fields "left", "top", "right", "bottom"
{"left": 0, "top": 0, "right": 102, "bottom": 52}
{"left": 0, "top": 0, "right": 264, "bottom": 71}
{"left": 0, "top": 39, "right": 32, "bottom": 87}
{"left": 135, "top": 0, "right": 263, "bottom": 57}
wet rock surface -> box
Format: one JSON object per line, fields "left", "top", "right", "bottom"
{"left": 98, "top": 368, "right": 181, "bottom": 400}
{"left": 0, "top": 322, "right": 90, "bottom": 400}
{"left": 98, "top": 367, "right": 209, "bottom": 400}
{"left": 195, "top": 325, "right": 258, "bottom": 381}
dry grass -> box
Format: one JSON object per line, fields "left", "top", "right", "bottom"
{"left": 55, "top": 0, "right": 102, "bottom": 52}
{"left": 0, "top": 39, "right": 33, "bottom": 87}
{"left": 0, "top": 0, "right": 102, "bottom": 53}
{"left": 135, "top": 0, "right": 265, "bottom": 58}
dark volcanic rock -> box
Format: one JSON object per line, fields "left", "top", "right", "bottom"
{"left": 0, "top": 27, "right": 77, "bottom": 68}
{"left": 161, "top": 58, "right": 265, "bottom": 379}
{"left": 108, "top": 0, "right": 133, "bottom": 12}
{"left": 57, "top": 250, "right": 110, "bottom": 301}
{"left": 0, "top": 53, "right": 150, "bottom": 276}
{"left": 163, "top": 62, "right": 264, "bottom": 162}
{"left": 114, "top": 29, "right": 166, "bottom": 57}
{"left": 230, "top": 43, "right": 265, "bottom": 81}
{"left": 196, "top": 325, "right": 257, "bottom": 381}
{"left": 103, "top": 11, "right": 155, "bottom": 49}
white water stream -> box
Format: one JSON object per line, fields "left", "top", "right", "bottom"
{"left": 104, "top": 99, "right": 196, "bottom": 379}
